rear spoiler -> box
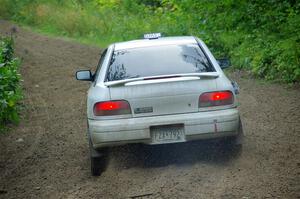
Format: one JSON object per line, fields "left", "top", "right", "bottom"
{"left": 104, "top": 72, "right": 219, "bottom": 87}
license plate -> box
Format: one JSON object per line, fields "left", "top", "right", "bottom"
{"left": 150, "top": 124, "right": 185, "bottom": 144}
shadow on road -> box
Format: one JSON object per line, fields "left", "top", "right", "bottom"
{"left": 109, "top": 140, "right": 242, "bottom": 169}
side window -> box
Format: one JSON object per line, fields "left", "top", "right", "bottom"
{"left": 93, "top": 49, "right": 107, "bottom": 82}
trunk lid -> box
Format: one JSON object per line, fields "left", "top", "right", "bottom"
{"left": 108, "top": 78, "right": 217, "bottom": 118}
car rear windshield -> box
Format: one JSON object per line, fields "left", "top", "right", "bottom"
{"left": 106, "top": 44, "right": 215, "bottom": 81}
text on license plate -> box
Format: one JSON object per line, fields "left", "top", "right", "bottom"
{"left": 150, "top": 124, "right": 185, "bottom": 144}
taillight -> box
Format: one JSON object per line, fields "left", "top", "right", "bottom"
{"left": 93, "top": 100, "right": 131, "bottom": 116}
{"left": 199, "top": 91, "right": 233, "bottom": 107}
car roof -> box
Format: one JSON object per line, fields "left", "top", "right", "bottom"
{"left": 113, "top": 36, "right": 198, "bottom": 51}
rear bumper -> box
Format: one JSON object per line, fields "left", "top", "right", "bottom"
{"left": 88, "top": 108, "right": 239, "bottom": 149}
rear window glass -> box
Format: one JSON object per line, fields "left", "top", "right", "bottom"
{"left": 106, "top": 44, "right": 215, "bottom": 81}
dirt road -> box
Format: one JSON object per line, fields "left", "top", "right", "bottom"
{"left": 0, "top": 20, "right": 299, "bottom": 199}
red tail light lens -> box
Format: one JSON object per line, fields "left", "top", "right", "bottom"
{"left": 199, "top": 91, "right": 233, "bottom": 107}
{"left": 93, "top": 100, "right": 131, "bottom": 116}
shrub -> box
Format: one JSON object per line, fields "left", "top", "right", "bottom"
{"left": 0, "top": 36, "right": 22, "bottom": 129}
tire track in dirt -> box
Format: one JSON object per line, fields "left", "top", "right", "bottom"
{"left": 0, "top": 20, "right": 299, "bottom": 199}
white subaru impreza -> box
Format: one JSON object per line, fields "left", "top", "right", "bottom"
{"left": 76, "top": 34, "right": 243, "bottom": 176}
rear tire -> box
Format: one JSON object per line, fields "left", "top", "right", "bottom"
{"left": 89, "top": 139, "right": 108, "bottom": 176}
{"left": 91, "top": 155, "right": 106, "bottom": 176}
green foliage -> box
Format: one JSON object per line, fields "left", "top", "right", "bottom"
{"left": 0, "top": 36, "right": 22, "bottom": 129}
{"left": 0, "top": 0, "right": 299, "bottom": 82}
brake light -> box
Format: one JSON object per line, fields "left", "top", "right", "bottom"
{"left": 93, "top": 100, "right": 131, "bottom": 116}
{"left": 199, "top": 91, "right": 233, "bottom": 107}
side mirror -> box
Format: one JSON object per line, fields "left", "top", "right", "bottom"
{"left": 75, "top": 70, "right": 93, "bottom": 81}
{"left": 217, "top": 58, "right": 231, "bottom": 69}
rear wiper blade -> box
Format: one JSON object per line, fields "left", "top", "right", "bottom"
{"left": 104, "top": 72, "right": 219, "bottom": 87}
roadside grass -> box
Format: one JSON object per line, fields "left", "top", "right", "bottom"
{"left": 21, "top": 24, "right": 111, "bottom": 48}
{"left": 0, "top": 0, "right": 299, "bottom": 84}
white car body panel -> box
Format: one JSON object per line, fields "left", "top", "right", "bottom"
{"left": 109, "top": 78, "right": 218, "bottom": 117}
{"left": 89, "top": 108, "right": 239, "bottom": 148}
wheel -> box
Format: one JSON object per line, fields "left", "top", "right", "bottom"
{"left": 89, "top": 138, "right": 108, "bottom": 176}
{"left": 91, "top": 155, "right": 106, "bottom": 176}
